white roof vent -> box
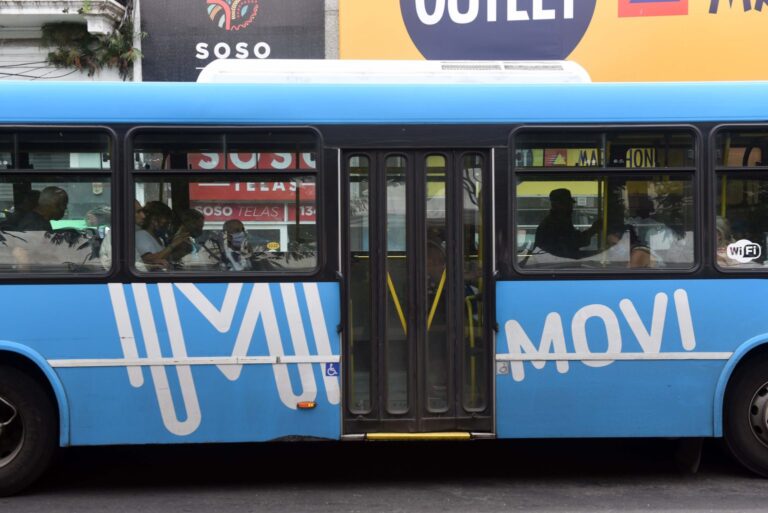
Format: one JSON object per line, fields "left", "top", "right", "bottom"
{"left": 197, "top": 59, "right": 591, "bottom": 84}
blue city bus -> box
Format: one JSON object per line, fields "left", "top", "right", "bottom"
{"left": 1, "top": 80, "right": 768, "bottom": 494}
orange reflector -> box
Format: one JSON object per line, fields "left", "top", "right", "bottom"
{"left": 297, "top": 401, "right": 317, "bottom": 410}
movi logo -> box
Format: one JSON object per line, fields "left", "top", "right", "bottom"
{"left": 503, "top": 289, "right": 697, "bottom": 382}
{"left": 400, "top": 0, "right": 596, "bottom": 59}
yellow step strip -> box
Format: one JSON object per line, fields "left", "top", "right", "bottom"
{"left": 365, "top": 432, "right": 472, "bottom": 442}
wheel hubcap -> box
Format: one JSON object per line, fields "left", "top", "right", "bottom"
{"left": 0, "top": 395, "right": 23, "bottom": 468}
{"left": 748, "top": 382, "right": 768, "bottom": 448}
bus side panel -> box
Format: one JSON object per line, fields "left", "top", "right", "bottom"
{"left": 0, "top": 282, "right": 341, "bottom": 444}
{"left": 494, "top": 279, "right": 768, "bottom": 438}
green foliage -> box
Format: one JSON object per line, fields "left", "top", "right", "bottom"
{"left": 41, "top": 18, "right": 146, "bottom": 81}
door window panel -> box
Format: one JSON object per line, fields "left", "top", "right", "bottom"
{"left": 348, "top": 155, "right": 372, "bottom": 414}
{"left": 425, "top": 155, "right": 449, "bottom": 413}
{"left": 385, "top": 155, "right": 409, "bottom": 415}
{"left": 462, "top": 154, "right": 486, "bottom": 412}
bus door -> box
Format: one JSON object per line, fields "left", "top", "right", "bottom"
{"left": 343, "top": 151, "right": 492, "bottom": 435}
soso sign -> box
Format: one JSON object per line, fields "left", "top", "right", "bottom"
{"left": 400, "top": 0, "right": 596, "bottom": 60}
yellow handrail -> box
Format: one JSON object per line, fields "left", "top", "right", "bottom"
{"left": 465, "top": 295, "right": 477, "bottom": 401}
{"left": 427, "top": 268, "right": 447, "bottom": 330}
{"left": 387, "top": 272, "right": 407, "bottom": 335}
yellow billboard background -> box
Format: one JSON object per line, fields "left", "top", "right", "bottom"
{"left": 340, "top": 1, "right": 768, "bottom": 82}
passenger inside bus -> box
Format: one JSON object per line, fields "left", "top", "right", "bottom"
{"left": 7, "top": 186, "right": 67, "bottom": 232}
{"left": 626, "top": 195, "right": 678, "bottom": 255}
{"left": 136, "top": 201, "right": 189, "bottom": 271}
{"left": 534, "top": 188, "right": 601, "bottom": 259}
{"left": 221, "top": 219, "right": 253, "bottom": 271}
{"left": 168, "top": 208, "right": 205, "bottom": 263}
{"left": 0, "top": 189, "right": 40, "bottom": 230}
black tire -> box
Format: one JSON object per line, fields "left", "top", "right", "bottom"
{"left": 724, "top": 355, "right": 768, "bottom": 477}
{"left": 0, "top": 365, "right": 57, "bottom": 496}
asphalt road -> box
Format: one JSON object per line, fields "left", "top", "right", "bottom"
{"left": 2, "top": 439, "right": 767, "bottom": 512}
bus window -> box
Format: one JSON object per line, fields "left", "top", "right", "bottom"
{"left": 715, "top": 128, "right": 768, "bottom": 269}
{"left": 0, "top": 177, "right": 111, "bottom": 273}
{"left": 134, "top": 176, "right": 317, "bottom": 273}
{"left": 513, "top": 128, "right": 696, "bottom": 271}
{"left": 131, "top": 129, "right": 320, "bottom": 274}
{"left": 0, "top": 130, "right": 113, "bottom": 274}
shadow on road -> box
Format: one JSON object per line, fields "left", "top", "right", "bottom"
{"left": 38, "top": 438, "right": 745, "bottom": 492}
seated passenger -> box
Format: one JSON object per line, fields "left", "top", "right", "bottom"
{"left": 168, "top": 209, "right": 206, "bottom": 264}
{"left": 135, "top": 201, "right": 188, "bottom": 271}
{"left": 534, "top": 188, "right": 600, "bottom": 259}
{"left": 221, "top": 219, "right": 253, "bottom": 271}
{"left": 0, "top": 190, "right": 40, "bottom": 231}
{"left": 13, "top": 186, "right": 67, "bottom": 232}
{"left": 626, "top": 195, "right": 678, "bottom": 251}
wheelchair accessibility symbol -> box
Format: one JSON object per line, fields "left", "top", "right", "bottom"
{"left": 324, "top": 363, "right": 340, "bottom": 377}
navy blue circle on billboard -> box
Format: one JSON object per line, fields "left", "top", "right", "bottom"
{"left": 400, "top": 0, "right": 596, "bottom": 60}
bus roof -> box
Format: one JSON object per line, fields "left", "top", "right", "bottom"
{"left": 1, "top": 81, "right": 768, "bottom": 125}
{"left": 196, "top": 59, "right": 592, "bottom": 84}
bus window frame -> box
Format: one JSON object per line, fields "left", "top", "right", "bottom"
{"left": 508, "top": 124, "right": 703, "bottom": 277}
{"left": 711, "top": 123, "right": 768, "bottom": 274}
{"left": 0, "top": 124, "right": 117, "bottom": 282}
{"left": 125, "top": 125, "right": 325, "bottom": 281}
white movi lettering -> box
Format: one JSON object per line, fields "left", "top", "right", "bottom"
{"left": 619, "top": 293, "right": 668, "bottom": 353}
{"left": 674, "top": 289, "right": 697, "bottom": 350}
{"left": 502, "top": 288, "right": 697, "bottom": 382}
{"left": 505, "top": 313, "right": 568, "bottom": 382}
{"left": 571, "top": 304, "right": 622, "bottom": 368}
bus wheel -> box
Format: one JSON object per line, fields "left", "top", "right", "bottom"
{"left": 0, "top": 366, "right": 57, "bottom": 496}
{"left": 725, "top": 356, "right": 768, "bottom": 477}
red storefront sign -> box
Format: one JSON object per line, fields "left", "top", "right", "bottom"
{"left": 189, "top": 181, "right": 316, "bottom": 201}
{"left": 188, "top": 152, "right": 317, "bottom": 171}
{"left": 192, "top": 202, "right": 317, "bottom": 222}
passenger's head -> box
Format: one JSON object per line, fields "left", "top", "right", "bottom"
{"left": 223, "top": 219, "right": 247, "bottom": 248}
{"left": 549, "top": 188, "right": 575, "bottom": 214}
{"left": 631, "top": 196, "right": 655, "bottom": 219}
{"left": 716, "top": 216, "right": 732, "bottom": 248}
{"left": 85, "top": 206, "right": 111, "bottom": 227}
{"left": 37, "top": 186, "right": 68, "bottom": 221}
{"left": 141, "top": 201, "right": 173, "bottom": 235}
{"left": 178, "top": 209, "right": 205, "bottom": 238}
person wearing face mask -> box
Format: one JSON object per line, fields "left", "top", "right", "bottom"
{"left": 222, "top": 219, "right": 252, "bottom": 271}
{"left": 135, "top": 201, "right": 187, "bottom": 271}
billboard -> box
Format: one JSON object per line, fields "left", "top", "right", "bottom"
{"left": 141, "top": 0, "right": 324, "bottom": 81}
{"left": 340, "top": 0, "right": 768, "bottom": 81}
